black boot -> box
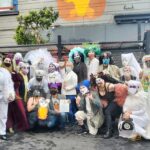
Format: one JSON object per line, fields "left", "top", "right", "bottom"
{"left": 0, "top": 135, "right": 8, "bottom": 141}
{"left": 77, "top": 124, "right": 88, "bottom": 135}
{"left": 103, "top": 129, "right": 113, "bottom": 139}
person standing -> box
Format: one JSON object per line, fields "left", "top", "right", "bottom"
{"left": 0, "top": 67, "right": 15, "bottom": 140}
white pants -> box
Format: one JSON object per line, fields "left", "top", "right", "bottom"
{"left": 75, "top": 111, "right": 98, "bottom": 135}
{"left": 0, "top": 101, "right": 8, "bottom": 135}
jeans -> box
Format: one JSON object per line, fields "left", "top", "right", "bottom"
{"left": 47, "top": 113, "right": 66, "bottom": 129}
{"left": 66, "top": 95, "right": 77, "bottom": 124}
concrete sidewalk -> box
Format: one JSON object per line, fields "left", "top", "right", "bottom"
{"left": 0, "top": 130, "right": 150, "bottom": 150}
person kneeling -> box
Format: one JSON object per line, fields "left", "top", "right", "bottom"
{"left": 75, "top": 80, "right": 104, "bottom": 135}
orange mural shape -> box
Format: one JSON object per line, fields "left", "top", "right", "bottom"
{"left": 57, "top": 0, "right": 106, "bottom": 21}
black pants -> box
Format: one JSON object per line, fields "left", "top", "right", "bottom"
{"left": 103, "top": 101, "right": 122, "bottom": 132}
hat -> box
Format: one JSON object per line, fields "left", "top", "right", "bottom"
{"left": 79, "top": 80, "right": 90, "bottom": 89}
{"left": 35, "top": 69, "right": 45, "bottom": 77}
{"left": 48, "top": 83, "right": 58, "bottom": 89}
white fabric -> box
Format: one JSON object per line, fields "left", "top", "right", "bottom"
{"left": 28, "top": 77, "right": 49, "bottom": 94}
{"left": 118, "top": 91, "right": 150, "bottom": 139}
{"left": 24, "top": 48, "right": 54, "bottom": 78}
{"left": 0, "top": 68, "right": 15, "bottom": 135}
{"left": 75, "top": 111, "right": 98, "bottom": 135}
{"left": 48, "top": 71, "right": 62, "bottom": 84}
{"left": 61, "top": 71, "right": 77, "bottom": 95}
{"left": 121, "top": 53, "right": 142, "bottom": 79}
{"left": 86, "top": 57, "right": 99, "bottom": 79}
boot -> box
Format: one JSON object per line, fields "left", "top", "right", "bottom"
{"left": 77, "top": 124, "right": 88, "bottom": 135}
{"left": 103, "top": 129, "right": 113, "bottom": 139}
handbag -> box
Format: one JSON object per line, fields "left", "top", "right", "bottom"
{"left": 122, "top": 118, "right": 134, "bottom": 130}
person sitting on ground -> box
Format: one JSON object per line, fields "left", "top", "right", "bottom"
{"left": 27, "top": 90, "right": 50, "bottom": 130}
{"left": 75, "top": 80, "right": 104, "bottom": 135}
{"left": 48, "top": 84, "right": 67, "bottom": 131}
{"left": 118, "top": 80, "right": 150, "bottom": 141}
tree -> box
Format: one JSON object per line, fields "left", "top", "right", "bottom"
{"left": 14, "top": 7, "right": 58, "bottom": 45}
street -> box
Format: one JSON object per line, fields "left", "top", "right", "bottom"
{"left": 0, "top": 128, "right": 150, "bottom": 150}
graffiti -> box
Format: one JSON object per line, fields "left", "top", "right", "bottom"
{"left": 57, "top": 0, "right": 106, "bottom": 21}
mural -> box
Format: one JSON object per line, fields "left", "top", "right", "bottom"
{"left": 57, "top": 0, "right": 106, "bottom": 21}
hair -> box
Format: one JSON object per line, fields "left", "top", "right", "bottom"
{"left": 99, "top": 51, "right": 114, "bottom": 65}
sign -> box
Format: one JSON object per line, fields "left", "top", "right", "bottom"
{"left": 59, "top": 99, "right": 70, "bottom": 112}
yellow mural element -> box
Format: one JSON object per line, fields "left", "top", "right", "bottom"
{"left": 65, "top": 0, "right": 94, "bottom": 17}
{"left": 57, "top": 0, "right": 106, "bottom": 21}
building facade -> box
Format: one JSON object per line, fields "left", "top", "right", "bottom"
{"left": 0, "top": 0, "right": 150, "bottom": 46}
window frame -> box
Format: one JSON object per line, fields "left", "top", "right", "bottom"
{"left": 0, "top": 0, "right": 19, "bottom": 16}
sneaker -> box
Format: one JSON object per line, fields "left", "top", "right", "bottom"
{"left": 0, "top": 135, "right": 8, "bottom": 141}
{"left": 77, "top": 128, "right": 88, "bottom": 135}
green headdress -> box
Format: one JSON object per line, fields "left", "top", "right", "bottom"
{"left": 83, "top": 43, "right": 101, "bottom": 57}
{"left": 68, "top": 47, "right": 86, "bottom": 63}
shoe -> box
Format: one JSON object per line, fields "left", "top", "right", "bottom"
{"left": 103, "top": 130, "right": 113, "bottom": 139}
{"left": 130, "top": 135, "right": 141, "bottom": 142}
{"left": 0, "top": 135, "right": 8, "bottom": 141}
{"left": 9, "top": 128, "right": 15, "bottom": 134}
{"left": 77, "top": 128, "right": 88, "bottom": 135}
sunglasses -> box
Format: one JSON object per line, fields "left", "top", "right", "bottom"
{"left": 129, "top": 86, "right": 139, "bottom": 88}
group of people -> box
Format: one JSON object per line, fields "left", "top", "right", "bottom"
{"left": 0, "top": 45, "right": 150, "bottom": 142}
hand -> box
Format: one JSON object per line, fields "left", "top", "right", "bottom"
{"left": 87, "top": 93, "right": 93, "bottom": 100}
{"left": 123, "top": 112, "right": 131, "bottom": 120}
{"left": 101, "top": 100, "right": 108, "bottom": 108}
{"left": 8, "top": 93, "right": 14, "bottom": 101}
{"left": 76, "top": 96, "right": 81, "bottom": 106}
{"left": 46, "top": 99, "right": 50, "bottom": 103}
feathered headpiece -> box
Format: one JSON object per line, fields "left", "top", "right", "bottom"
{"left": 83, "top": 43, "right": 101, "bottom": 56}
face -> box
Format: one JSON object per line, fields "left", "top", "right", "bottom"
{"left": 88, "top": 51, "right": 95, "bottom": 59}
{"left": 21, "top": 65, "right": 29, "bottom": 75}
{"left": 36, "top": 76, "right": 43, "bottom": 82}
{"left": 4, "top": 58, "right": 11, "bottom": 67}
{"left": 48, "top": 64, "right": 56, "bottom": 73}
{"left": 128, "top": 84, "right": 139, "bottom": 95}
{"left": 80, "top": 86, "right": 89, "bottom": 95}
{"left": 122, "top": 58, "right": 128, "bottom": 67}
{"left": 50, "top": 88, "right": 58, "bottom": 95}
{"left": 96, "top": 78, "right": 104, "bottom": 86}
{"left": 145, "top": 60, "right": 150, "bottom": 68}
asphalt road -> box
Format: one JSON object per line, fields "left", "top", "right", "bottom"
{"left": 0, "top": 128, "right": 150, "bottom": 150}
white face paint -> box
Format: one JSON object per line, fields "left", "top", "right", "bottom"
{"left": 122, "top": 59, "right": 128, "bottom": 67}
{"left": 80, "top": 86, "right": 89, "bottom": 95}
{"left": 128, "top": 84, "right": 139, "bottom": 95}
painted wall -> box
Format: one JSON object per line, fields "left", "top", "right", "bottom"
{"left": 0, "top": 0, "right": 150, "bottom": 45}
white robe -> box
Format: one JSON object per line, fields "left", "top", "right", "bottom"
{"left": 118, "top": 91, "right": 150, "bottom": 139}
{"left": 86, "top": 58, "right": 99, "bottom": 80}
{"left": 0, "top": 68, "right": 15, "bottom": 135}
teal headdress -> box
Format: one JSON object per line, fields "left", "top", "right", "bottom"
{"left": 68, "top": 47, "right": 86, "bottom": 63}
{"left": 83, "top": 43, "right": 101, "bottom": 57}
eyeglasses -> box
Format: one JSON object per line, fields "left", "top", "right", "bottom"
{"left": 129, "top": 86, "right": 139, "bottom": 88}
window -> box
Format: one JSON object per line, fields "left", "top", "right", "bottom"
{"left": 0, "top": 0, "right": 19, "bottom": 16}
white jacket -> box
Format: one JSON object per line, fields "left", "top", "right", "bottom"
{"left": 61, "top": 71, "right": 77, "bottom": 96}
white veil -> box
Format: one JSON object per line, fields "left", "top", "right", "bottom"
{"left": 121, "top": 53, "right": 142, "bottom": 79}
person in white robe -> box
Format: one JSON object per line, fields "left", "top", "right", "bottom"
{"left": 118, "top": 80, "right": 150, "bottom": 140}
{"left": 120, "top": 53, "right": 142, "bottom": 80}
{"left": 83, "top": 44, "right": 101, "bottom": 79}
{"left": 0, "top": 67, "right": 15, "bottom": 140}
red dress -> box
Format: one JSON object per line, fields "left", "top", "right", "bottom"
{"left": 7, "top": 71, "right": 29, "bottom": 131}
